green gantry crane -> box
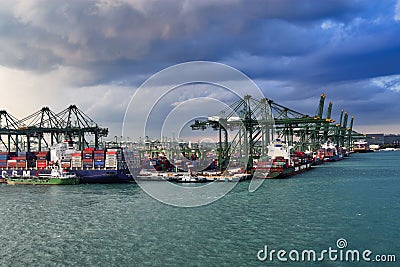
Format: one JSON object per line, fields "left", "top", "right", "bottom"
{"left": 0, "top": 105, "right": 108, "bottom": 152}
{"left": 191, "top": 94, "right": 364, "bottom": 172}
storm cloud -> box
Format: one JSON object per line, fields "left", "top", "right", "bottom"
{"left": 1, "top": 0, "right": 400, "bottom": 137}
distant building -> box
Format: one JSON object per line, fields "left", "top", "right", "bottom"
{"left": 366, "top": 133, "right": 400, "bottom": 146}
{"left": 366, "top": 134, "right": 384, "bottom": 145}
{"left": 384, "top": 134, "right": 400, "bottom": 145}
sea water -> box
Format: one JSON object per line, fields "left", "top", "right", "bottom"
{"left": 0, "top": 151, "right": 399, "bottom": 266}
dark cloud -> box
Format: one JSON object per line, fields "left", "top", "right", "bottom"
{"left": 1, "top": 0, "right": 400, "bottom": 135}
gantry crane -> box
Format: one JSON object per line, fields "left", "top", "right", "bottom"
{"left": 191, "top": 94, "right": 364, "bottom": 172}
{"left": 0, "top": 105, "right": 108, "bottom": 152}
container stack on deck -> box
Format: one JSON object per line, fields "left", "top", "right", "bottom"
{"left": 35, "top": 151, "right": 49, "bottom": 169}
{"left": 105, "top": 149, "right": 118, "bottom": 169}
{"left": 0, "top": 152, "right": 8, "bottom": 169}
{"left": 71, "top": 153, "right": 82, "bottom": 169}
{"left": 82, "top": 149, "right": 94, "bottom": 169}
{"left": 94, "top": 150, "right": 105, "bottom": 169}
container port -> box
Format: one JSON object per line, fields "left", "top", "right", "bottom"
{"left": 0, "top": 94, "right": 368, "bottom": 184}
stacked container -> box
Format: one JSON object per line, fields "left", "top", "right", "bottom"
{"left": 7, "top": 160, "right": 17, "bottom": 168}
{"left": 105, "top": 149, "right": 118, "bottom": 169}
{"left": 94, "top": 150, "right": 105, "bottom": 169}
{"left": 0, "top": 152, "right": 8, "bottom": 168}
{"left": 71, "top": 153, "right": 82, "bottom": 169}
{"left": 82, "top": 149, "right": 94, "bottom": 169}
{"left": 36, "top": 151, "right": 49, "bottom": 169}
{"left": 61, "top": 159, "right": 71, "bottom": 168}
{"left": 16, "top": 152, "right": 29, "bottom": 169}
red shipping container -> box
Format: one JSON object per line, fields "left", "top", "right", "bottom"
{"left": 106, "top": 151, "right": 117, "bottom": 155}
{"left": 17, "top": 163, "right": 27, "bottom": 168}
{"left": 36, "top": 160, "right": 47, "bottom": 168}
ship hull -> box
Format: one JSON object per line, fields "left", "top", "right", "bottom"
{"left": 6, "top": 177, "right": 80, "bottom": 185}
{"left": 323, "top": 154, "right": 344, "bottom": 162}
{"left": 353, "top": 149, "right": 374, "bottom": 153}
{"left": 1, "top": 168, "right": 134, "bottom": 184}
{"left": 257, "top": 162, "right": 312, "bottom": 179}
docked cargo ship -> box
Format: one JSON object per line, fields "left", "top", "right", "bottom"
{"left": 0, "top": 141, "right": 138, "bottom": 183}
{"left": 254, "top": 140, "right": 312, "bottom": 179}
{"left": 321, "top": 141, "right": 344, "bottom": 161}
{"left": 353, "top": 140, "right": 373, "bottom": 153}
{"left": 5, "top": 169, "right": 79, "bottom": 185}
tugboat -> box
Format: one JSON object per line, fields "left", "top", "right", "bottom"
{"left": 4, "top": 168, "right": 80, "bottom": 185}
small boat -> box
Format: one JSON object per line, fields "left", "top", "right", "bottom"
{"left": 175, "top": 173, "right": 208, "bottom": 183}
{"left": 5, "top": 169, "right": 80, "bottom": 185}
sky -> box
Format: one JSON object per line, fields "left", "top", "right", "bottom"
{"left": 1, "top": 0, "right": 400, "bottom": 140}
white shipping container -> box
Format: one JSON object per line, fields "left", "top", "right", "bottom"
{"left": 105, "top": 160, "right": 117, "bottom": 168}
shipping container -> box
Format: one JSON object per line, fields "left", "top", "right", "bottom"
{"left": 17, "top": 162, "right": 27, "bottom": 168}
{"left": 71, "top": 159, "right": 82, "bottom": 168}
{"left": 83, "top": 153, "right": 93, "bottom": 159}
{"left": 36, "top": 160, "right": 47, "bottom": 169}
{"left": 83, "top": 163, "right": 93, "bottom": 169}
{"left": 7, "top": 160, "right": 17, "bottom": 168}
{"left": 94, "top": 161, "right": 105, "bottom": 168}
{"left": 61, "top": 162, "right": 71, "bottom": 168}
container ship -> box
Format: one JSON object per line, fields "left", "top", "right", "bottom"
{"left": 254, "top": 140, "right": 313, "bottom": 179}
{"left": 320, "top": 141, "right": 344, "bottom": 161}
{"left": 0, "top": 141, "right": 138, "bottom": 183}
{"left": 353, "top": 140, "right": 373, "bottom": 153}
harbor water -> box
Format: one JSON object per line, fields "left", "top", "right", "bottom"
{"left": 0, "top": 151, "right": 399, "bottom": 266}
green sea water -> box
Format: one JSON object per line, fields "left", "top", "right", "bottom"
{"left": 0, "top": 151, "right": 399, "bottom": 266}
